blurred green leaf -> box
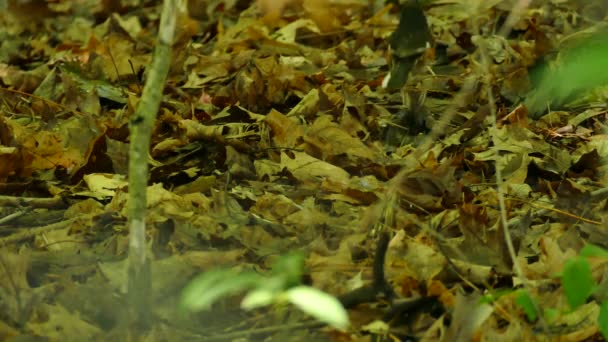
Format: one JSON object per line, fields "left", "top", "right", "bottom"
{"left": 179, "top": 268, "right": 262, "bottom": 312}
{"left": 286, "top": 286, "right": 350, "bottom": 330}
{"left": 599, "top": 301, "right": 608, "bottom": 340}
{"left": 580, "top": 244, "right": 608, "bottom": 259}
{"left": 525, "top": 26, "right": 608, "bottom": 117}
{"left": 515, "top": 290, "right": 537, "bottom": 322}
{"left": 272, "top": 250, "right": 305, "bottom": 289}
{"left": 241, "top": 288, "right": 277, "bottom": 310}
{"left": 562, "top": 256, "right": 594, "bottom": 310}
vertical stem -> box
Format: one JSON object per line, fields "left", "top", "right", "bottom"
{"left": 127, "top": 0, "right": 177, "bottom": 330}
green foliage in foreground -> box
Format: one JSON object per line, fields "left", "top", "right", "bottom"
{"left": 179, "top": 251, "right": 349, "bottom": 330}
{"left": 525, "top": 27, "right": 608, "bottom": 117}
{"left": 513, "top": 244, "right": 608, "bottom": 339}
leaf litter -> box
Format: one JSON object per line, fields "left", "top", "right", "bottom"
{"left": 1, "top": 0, "right": 608, "bottom": 340}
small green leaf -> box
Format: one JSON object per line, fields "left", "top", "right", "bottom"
{"left": 562, "top": 256, "right": 594, "bottom": 310}
{"left": 180, "top": 269, "right": 262, "bottom": 312}
{"left": 241, "top": 288, "right": 277, "bottom": 310}
{"left": 286, "top": 286, "right": 350, "bottom": 330}
{"left": 515, "top": 290, "right": 537, "bottom": 322}
{"left": 272, "top": 251, "right": 305, "bottom": 288}
{"left": 599, "top": 301, "right": 608, "bottom": 340}
{"left": 580, "top": 244, "right": 608, "bottom": 259}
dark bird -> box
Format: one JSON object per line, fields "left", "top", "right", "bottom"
{"left": 383, "top": 2, "right": 432, "bottom": 89}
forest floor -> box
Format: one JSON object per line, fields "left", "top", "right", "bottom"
{"left": 1, "top": 0, "right": 608, "bottom": 341}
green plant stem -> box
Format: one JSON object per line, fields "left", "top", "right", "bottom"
{"left": 127, "top": 0, "right": 176, "bottom": 329}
